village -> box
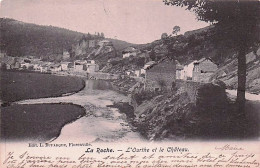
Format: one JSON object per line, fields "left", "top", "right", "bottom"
{"left": 0, "top": 38, "right": 220, "bottom": 92}
{"left": 1, "top": 2, "right": 260, "bottom": 165}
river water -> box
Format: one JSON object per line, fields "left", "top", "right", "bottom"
{"left": 17, "top": 80, "right": 145, "bottom": 143}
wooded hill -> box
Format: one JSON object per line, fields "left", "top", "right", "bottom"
{"left": 0, "top": 18, "right": 134, "bottom": 59}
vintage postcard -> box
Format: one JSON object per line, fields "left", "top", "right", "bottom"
{"left": 0, "top": 0, "right": 259, "bottom": 167}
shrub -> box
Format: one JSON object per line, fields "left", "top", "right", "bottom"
{"left": 132, "top": 90, "right": 160, "bottom": 105}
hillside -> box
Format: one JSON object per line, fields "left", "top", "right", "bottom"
{"left": 103, "top": 25, "right": 260, "bottom": 93}
{"left": 106, "top": 38, "right": 136, "bottom": 52}
{"left": 0, "top": 18, "right": 134, "bottom": 59}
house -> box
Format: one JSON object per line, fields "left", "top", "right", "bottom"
{"left": 176, "top": 64, "right": 184, "bottom": 80}
{"left": 182, "top": 61, "right": 197, "bottom": 80}
{"left": 74, "top": 60, "right": 87, "bottom": 72}
{"left": 32, "top": 64, "right": 41, "bottom": 71}
{"left": 145, "top": 58, "right": 176, "bottom": 91}
{"left": 50, "top": 64, "right": 62, "bottom": 72}
{"left": 40, "top": 64, "right": 49, "bottom": 73}
{"left": 61, "top": 62, "right": 71, "bottom": 71}
{"left": 86, "top": 60, "right": 95, "bottom": 64}
{"left": 192, "top": 58, "right": 218, "bottom": 82}
{"left": 74, "top": 63, "right": 85, "bottom": 72}
{"left": 87, "top": 64, "right": 99, "bottom": 73}
{"left": 122, "top": 47, "right": 139, "bottom": 58}
{"left": 20, "top": 62, "right": 31, "bottom": 69}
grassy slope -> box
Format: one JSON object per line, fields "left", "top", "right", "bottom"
{"left": 0, "top": 70, "right": 85, "bottom": 102}
{"left": 1, "top": 103, "right": 86, "bottom": 141}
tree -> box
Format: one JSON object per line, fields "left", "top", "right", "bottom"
{"left": 172, "top": 26, "right": 180, "bottom": 36}
{"left": 164, "top": 0, "right": 260, "bottom": 115}
{"left": 161, "top": 33, "right": 168, "bottom": 40}
{"left": 101, "top": 32, "right": 105, "bottom": 38}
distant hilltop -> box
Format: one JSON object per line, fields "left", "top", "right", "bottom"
{"left": 0, "top": 18, "right": 135, "bottom": 60}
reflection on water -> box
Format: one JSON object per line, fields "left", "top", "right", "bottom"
{"left": 17, "top": 80, "right": 145, "bottom": 143}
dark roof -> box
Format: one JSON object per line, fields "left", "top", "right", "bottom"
{"left": 194, "top": 57, "right": 218, "bottom": 72}
{"left": 146, "top": 58, "right": 175, "bottom": 73}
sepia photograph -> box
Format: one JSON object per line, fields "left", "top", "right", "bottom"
{"left": 0, "top": 0, "right": 259, "bottom": 167}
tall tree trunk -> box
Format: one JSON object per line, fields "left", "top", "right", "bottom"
{"left": 236, "top": 45, "right": 246, "bottom": 116}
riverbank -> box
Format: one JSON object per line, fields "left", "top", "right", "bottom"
{"left": 14, "top": 80, "right": 144, "bottom": 143}
{"left": 0, "top": 70, "right": 88, "bottom": 142}
{"left": 0, "top": 70, "right": 85, "bottom": 103}
{"left": 109, "top": 78, "right": 260, "bottom": 141}
{"left": 1, "top": 103, "right": 86, "bottom": 142}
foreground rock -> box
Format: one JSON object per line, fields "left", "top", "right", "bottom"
{"left": 132, "top": 81, "right": 258, "bottom": 140}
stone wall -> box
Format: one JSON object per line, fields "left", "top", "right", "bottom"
{"left": 88, "top": 72, "right": 119, "bottom": 80}
{"left": 145, "top": 72, "right": 175, "bottom": 91}
{"left": 145, "top": 60, "right": 176, "bottom": 91}
{"left": 176, "top": 80, "right": 201, "bottom": 102}
{"left": 193, "top": 72, "right": 214, "bottom": 82}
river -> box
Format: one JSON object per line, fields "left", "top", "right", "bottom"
{"left": 17, "top": 80, "right": 145, "bottom": 143}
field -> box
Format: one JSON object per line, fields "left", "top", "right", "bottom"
{"left": 0, "top": 70, "right": 85, "bottom": 102}
{"left": 1, "top": 103, "right": 86, "bottom": 141}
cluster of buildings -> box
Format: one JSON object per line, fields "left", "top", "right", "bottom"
{"left": 121, "top": 51, "right": 218, "bottom": 91}
{"left": 0, "top": 54, "right": 99, "bottom": 74}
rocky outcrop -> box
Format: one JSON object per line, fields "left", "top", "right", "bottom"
{"left": 210, "top": 47, "right": 260, "bottom": 94}
{"left": 133, "top": 81, "right": 235, "bottom": 140}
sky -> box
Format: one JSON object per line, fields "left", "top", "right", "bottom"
{"left": 0, "top": 0, "right": 209, "bottom": 44}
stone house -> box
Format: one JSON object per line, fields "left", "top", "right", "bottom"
{"left": 74, "top": 60, "right": 87, "bottom": 72}
{"left": 145, "top": 58, "right": 176, "bottom": 91}
{"left": 192, "top": 58, "right": 218, "bottom": 82}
